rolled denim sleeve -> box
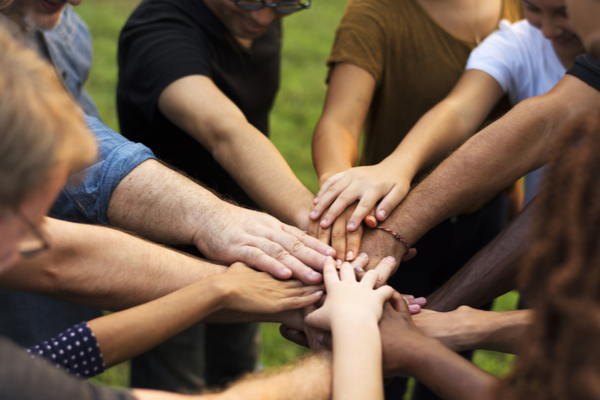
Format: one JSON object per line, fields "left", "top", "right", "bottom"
{"left": 50, "top": 116, "right": 156, "bottom": 224}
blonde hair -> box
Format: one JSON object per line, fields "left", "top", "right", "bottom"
{"left": 0, "top": 24, "right": 97, "bottom": 211}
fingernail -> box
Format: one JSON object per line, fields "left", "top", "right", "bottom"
{"left": 313, "top": 197, "right": 319, "bottom": 204}
{"left": 321, "top": 219, "right": 329, "bottom": 226}
{"left": 404, "top": 295, "right": 414, "bottom": 299}
{"left": 309, "top": 271, "right": 321, "bottom": 280}
{"left": 385, "top": 256, "right": 396, "bottom": 262}
{"left": 309, "top": 210, "right": 317, "bottom": 218}
{"left": 378, "top": 210, "right": 387, "bottom": 219}
{"left": 359, "top": 252, "right": 368, "bottom": 259}
{"left": 409, "top": 304, "right": 420, "bottom": 313}
{"left": 325, "top": 247, "right": 335, "bottom": 256}
{"left": 346, "top": 251, "right": 354, "bottom": 261}
{"left": 354, "top": 266, "right": 364, "bottom": 273}
{"left": 347, "top": 222, "right": 356, "bottom": 230}
{"left": 336, "top": 259, "right": 342, "bottom": 268}
{"left": 314, "top": 290, "right": 324, "bottom": 297}
{"left": 416, "top": 297, "right": 427, "bottom": 305}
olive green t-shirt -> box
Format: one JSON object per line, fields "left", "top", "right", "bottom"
{"left": 328, "top": 0, "right": 523, "bottom": 166}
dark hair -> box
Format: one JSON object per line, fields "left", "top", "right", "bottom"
{"left": 501, "top": 110, "right": 600, "bottom": 400}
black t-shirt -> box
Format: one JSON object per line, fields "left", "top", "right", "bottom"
{"left": 0, "top": 336, "right": 134, "bottom": 400}
{"left": 567, "top": 54, "right": 600, "bottom": 92}
{"left": 117, "top": 0, "right": 281, "bottom": 207}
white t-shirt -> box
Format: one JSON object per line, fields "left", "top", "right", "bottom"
{"left": 466, "top": 19, "right": 567, "bottom": 204}
{"left": 466, "top": 19, "right": 566, "bottom": 106}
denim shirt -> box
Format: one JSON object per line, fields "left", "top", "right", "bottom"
{"left": 34, "top": 7, "right": 157, "bottom": 224}
{"left": 50, "top": 116, "right": 156, "bottom": 224}
{"left": 39, "top": 6, "right": 100, "bottom": 120}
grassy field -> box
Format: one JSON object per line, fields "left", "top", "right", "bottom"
{"left": 76, "top": 0, "right": 517, "bottom": 390}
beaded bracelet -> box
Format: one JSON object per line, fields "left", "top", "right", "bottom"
{"left": 375, "top": 226, "right": 410, "bottom": 252}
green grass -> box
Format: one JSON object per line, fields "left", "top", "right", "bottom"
{"left": 76, "top": 0, "right": 518, "bottom": 390}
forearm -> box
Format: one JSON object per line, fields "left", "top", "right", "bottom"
{"left": 332, "top": 319, "right": 383, "bottom": 400}
{"left": 383, "top": 101, "right": 485, "bottom": 183}
{"left": 409, "top": 339, "right": 500, "bottom": 400}
{"left": 158, "top": 76, "right": 313, "bottom": 229}
{"left": 384, "top": 96, "right": 556, "bottom": 246}
{"left": 426, "top": 198, "right": 537, "bottom": 311}
{"left": 209, "top": 118, "right": 315, "bottom": 228}
{"left": 415, "top": 307, "right": 532, "bottom": 354}
{"left": 312, "top": 119, "right": 360, "bottom": 185}
{"left": 88, "top": 275, "right": 225, "bottom": 367}
{"left": 0, "top": 218, "right": 226, "bottom": 310}
{"left": 107, "top": 159, "right": 228, "bottom": 245}
{"left": 222, "top": 352, "right": 332, "bottom": 400}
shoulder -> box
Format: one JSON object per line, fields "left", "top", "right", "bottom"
{"left": 45, "top": 6, "right": 91, "bottom": 47}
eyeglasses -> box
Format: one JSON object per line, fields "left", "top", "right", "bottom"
{"left": 18, "top": 214, "right": 50, "bottom": 258}
{"left": 230, "top": 0, "right": 311, "bottom": 14}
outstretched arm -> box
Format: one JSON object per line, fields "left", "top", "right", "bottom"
{"left": 0, "top": 217, "right": 224, "bottom": 311}
{"left": 157, "top": 75, "right": 314, "bottom": 231}
{"left": 426, "top": 197, "right": 537, "bottom": 312}
{"left": 311, "top": 69, "right": 504, "bottom": 229}
{"left": 107, "top": 159, "right": 334, "bottom": 285}
{"left": 309, "top": 63, "right": 376, "bottom": 260}
{"left": 380, "top": 303, "right": 500, "bottom": 400}
{"left": 132, "top": 352, "right": 332, "bottom": 400}
{"left": 88, "top": 263, "right": 322, "bottom": 368}
{"left": 361, "top": 74, "right": 600, "bottom": 271}
{"left": 413, "top": 307, "right": 533, "bottom": 354}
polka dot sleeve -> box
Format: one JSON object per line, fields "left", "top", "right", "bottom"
{"left": 26, "top": 322, "right": 105, "bottom": 378}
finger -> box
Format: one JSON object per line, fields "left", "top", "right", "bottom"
{"left": 279, "top": 325, "right": 309, "bottom": 348}
{"left": 365, "top": 214, "right": 378, "bottom": 228}
{"left": 344, "top": 223, "right": 363, "bottom": 261}
{"left": 403, "top": 295, "right": 427, "bottom": 307}
{"left": 322, "top": 257, "right": 341, "bottom": 286}
{"left": 373, "top": 256, "right": 398, "bottom": 287}
{"left": 395, "top": 292, "right": 410, "bottom": 314}
{"left": 330, "top": 217, "right": 347, "bottom": 262}
{"left": 249, "top": 238, "right": 322, "bottom": 284}
{"left": 284, "top": 225, "right": 336, "bottom": 258}
{"left": 359, "top": 269, "right": 379, "bottom": 288}
{"left": 402, "top": 248, "right": 417, "bottom": 261}
{"left": 312, "top": 183, "right": 351, "bottom": 225}
{"left": 280, "top": 225, "right": 336, "bottom": 269}
{"left": 390, "top": 291, "right": 404, "bottom": 311}
{"left": 238, "top": 246, "right": 293, "bottom": 280}
{"left": 307, "top": 215, "right": 320, "bottom": 238}
{"left": 316, "top": 222, "right": 331, "bottom": 246}
{"left": 279, "top": 290, "right": 324, "bottom": 310}
{"left": 376, "top": 186, "right": 407, "bottom": 222}
{"left": 339, "top": 261, "right": 356, "bottom": 281}
{"left": 320, "top": 193, "right": 359, "bottom": 229}
{"left": 376, "top": 285, "right": 396, "bottom": 303}
{"left": 347, "top": 194, "right": 380, "bottom": 231}
{"left": 350, "top": 252, "right": 369, "bottom": 273}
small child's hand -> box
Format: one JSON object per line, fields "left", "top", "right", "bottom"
{"left": 305, "top": 257, "right": 395, "bottom": 331}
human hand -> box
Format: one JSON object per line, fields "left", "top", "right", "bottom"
{"left": 380, "top": 296, "right": 432, "bottom": 377}
{"left": 309, "top": 165, "right": 410, "bottom": 231}
{"left": 304, "top": 257, "right": 395, "bottom": 331}
{"left": 308, "top": 202, "right": 364, "bottom": 261}
{"left": 192, "top": 202, "right": 335, "bottom": 285}
{"left": 219, "top": 263, "right": 324, "bottom": 314}
{"left": 413, "top": 306, "right": 508, "bottom": 353}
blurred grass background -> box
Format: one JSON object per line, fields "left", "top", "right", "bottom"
{"left": 77, "top": 0, "right": 517, "bottom": 390}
